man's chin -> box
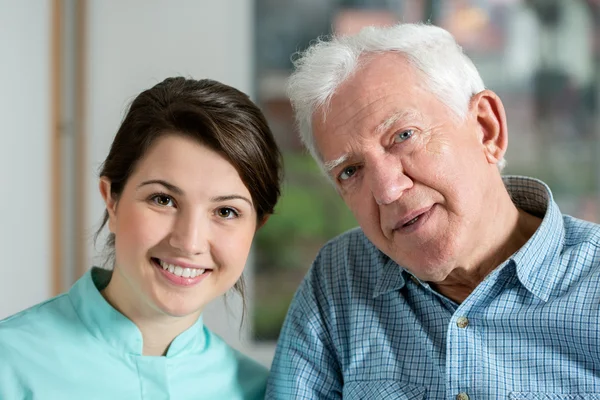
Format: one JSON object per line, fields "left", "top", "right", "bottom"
{"left": 403, "top": 262, "right": 454, "bottom": 284}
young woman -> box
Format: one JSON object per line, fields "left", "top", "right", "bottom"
{"left": 0, "top": 77, "right": 282, "bottom": 399}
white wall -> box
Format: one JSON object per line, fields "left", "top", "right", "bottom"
{"left": 84, "top": 0, "right": 271, "bottom": 362}
{"left": 0, "top": 2, "right": 51, "bottom": 318}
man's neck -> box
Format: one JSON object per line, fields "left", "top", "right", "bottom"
{"left": 431, "top": 189, "right": 542, "bottom": 304}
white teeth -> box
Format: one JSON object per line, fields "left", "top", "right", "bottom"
{"left": 158, "top": 259, "right": 205, "bottom": 278}
{"left": 405, "top": 216, "right": 419, "bottom": 226}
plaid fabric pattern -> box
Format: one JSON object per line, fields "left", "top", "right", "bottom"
{"left": 266, "top": 176, "right": 600, "bottom": 399}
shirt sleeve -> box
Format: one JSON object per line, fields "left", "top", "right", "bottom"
{"left": 265, "top": 261, "right": 343, "bottom": 400}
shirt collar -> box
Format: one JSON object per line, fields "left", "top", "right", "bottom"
{"left": 372, "top": 176, "right": 565, "bottom": 301}
{"left": 68, "top": 267, "right": 207, "bottom": 357}
{"left": 503, "top": 176, "right": 565, "bottom": 301}
{"left": 373, "top": 256, "right": 407, "bottom": 298}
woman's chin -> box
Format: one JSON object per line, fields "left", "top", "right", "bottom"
{"left": 160, "top": 304, "right": 203, "bottom": 319}
{"left": 149, "top": 294, "right": 206, "bottom": 319}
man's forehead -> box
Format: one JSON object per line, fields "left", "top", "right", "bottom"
{"left": 314, "top": 105, "right": 426, "bottom": 172}
{"left": 314, "top": 105, "right": 423, "bottom": 143}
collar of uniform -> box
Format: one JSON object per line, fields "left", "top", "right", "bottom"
{"left": 68, "top": 267, "right": 206, "bottom": 357}
{"left": 503, "top": 176, "right": 565, "bottom": 302}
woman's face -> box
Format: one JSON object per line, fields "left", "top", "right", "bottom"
{"left": 100, "top": 133, "right": 258, "bottom": 320}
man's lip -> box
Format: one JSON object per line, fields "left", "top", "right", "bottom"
{"left": 393, "top": 205, "right": 434, "bottom": 230}
{"left": 152, "top": 257, "right": 212, "bottom": 270}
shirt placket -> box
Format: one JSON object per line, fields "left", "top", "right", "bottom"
{"left": 135, "top": 356, "right": 170, "bottom": 399}
{"left": 446, "top": 306, "right": 478, "bottom": 400}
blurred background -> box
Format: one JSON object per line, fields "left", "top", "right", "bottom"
{"left": 1, "top": 0, "right": 599, "bottom": 367}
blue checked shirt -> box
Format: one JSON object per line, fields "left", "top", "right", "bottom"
{"left": 266, "top": 176, "right": 600, "bottom": 399}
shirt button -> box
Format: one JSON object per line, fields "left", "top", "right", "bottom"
{"left": 456, "top": 316, "right": 469, "bottom": 328}
{"left": 456, "top": 392, "right": 470, "bottom": 400}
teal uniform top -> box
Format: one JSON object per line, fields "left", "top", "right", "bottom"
{"left": 0, "top": 268, "right": 267, "bottom": 399}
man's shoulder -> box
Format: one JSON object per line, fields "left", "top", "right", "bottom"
{"left": 547, "top": 215, "right": 600, "bottom": 295}
{"left": 559, "top": 215, "right": 600, "bottom": 277}
{"left": 563, "top": 214, "right": 600, "bottom": 248}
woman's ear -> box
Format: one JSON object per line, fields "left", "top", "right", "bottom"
{"left": 256, "top": 215, "right": 271, "bottom": 231}
{"left": 99, "top": 177, "right": 118, "bottom": 233}
{"left": 470, "top": 89, "right": 508, "bottom": 166}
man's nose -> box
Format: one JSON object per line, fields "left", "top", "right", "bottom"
{"left": 168, "top": 211, "right": 209, "bottom": 256}
{"left": 368, "top": 159, "right": 413, "bottom": 206}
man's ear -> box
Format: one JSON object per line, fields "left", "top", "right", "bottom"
{"left": 470, "top": 89, "right": 508, "bottom": 166}
{"left": 99, "top": 177, "right": 118, "bottom": 233}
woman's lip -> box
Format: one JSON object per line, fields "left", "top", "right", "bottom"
{"left": 153, "top": 257, "right": 210, "bottom": 270}
{"left": 151, "top": 258, "right": 210, "bottom": 287}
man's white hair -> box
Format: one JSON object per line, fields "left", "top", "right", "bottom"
{"left": 287, "top": 23, "right": 506, "bottom": 171}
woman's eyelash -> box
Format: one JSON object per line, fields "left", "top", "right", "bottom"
{"left": 148, "top": 192, "right": 176, "bottom": 207}
{"left": 217, "top": 207, "right": 241, "bottom": 219}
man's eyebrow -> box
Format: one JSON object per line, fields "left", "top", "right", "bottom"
{"left": 375, "top": 110, "right": 422, "bottom": 135}
{"left": 210, "top": 195, "right": 253, "bottom": 208}
{"left": 137, "top": 179, "right": 184, "bottom": 195}
{"left": 322, "top": 110, "right": 422, "bottom": 173}
{"left": 323, "top": 153, "right": 350, "bottom": 173}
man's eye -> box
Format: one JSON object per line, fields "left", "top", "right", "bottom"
{"left": 151, "top": 194, "right": 175, "bottom": 207}
{"left": 339, "top": 166, "right": 358, "bottom": 181}
{"left": 394, "top": 129, "right": 414, "bottom": 143}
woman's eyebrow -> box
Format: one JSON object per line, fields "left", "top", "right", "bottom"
{"left": 210, "top": 195, "right": 253, "bottom": 207}
{"left": 137, "top": 179, "right": 184, "bottom": 195}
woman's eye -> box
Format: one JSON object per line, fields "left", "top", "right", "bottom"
{"left": 151, "top": 194, "right": 175, "bottom": 207}
{"left": 217, "top": 207, "right": 239, "bottom": 219}
{"left": 339, "top": 166, "right": 358, "bottom": 181}
{"left": 394, "top": 129, "right": 414, "bottom": 143}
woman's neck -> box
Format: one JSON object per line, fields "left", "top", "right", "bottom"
{"left": 135, "top": 314, "right": 198, "bottom": 356}
{"left": 101, "top": 271, "right": 200, "bottom": 356}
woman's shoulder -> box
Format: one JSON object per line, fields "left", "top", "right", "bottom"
{"left": 0, "top": 293, "right": 73, "bottom": 332}
{"left": 201, "top": 329, "right": 269, "bottom": 398}
{"left": 0, "top": 293, "right": 78, "bottom": 355}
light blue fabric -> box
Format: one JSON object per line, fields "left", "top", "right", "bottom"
{"left": 267, "top": 176, "right": 600, "bottom": 399}
{"left": 0, "top": 268, "right": 267, "bottom": 399}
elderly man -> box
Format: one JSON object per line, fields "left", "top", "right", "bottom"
{"left": 266, "top": 23, "right": 600, "bottom": 399}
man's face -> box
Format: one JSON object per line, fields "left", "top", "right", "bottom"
{"left": 313, "top": 53, "right": 500, "bottom": 282}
